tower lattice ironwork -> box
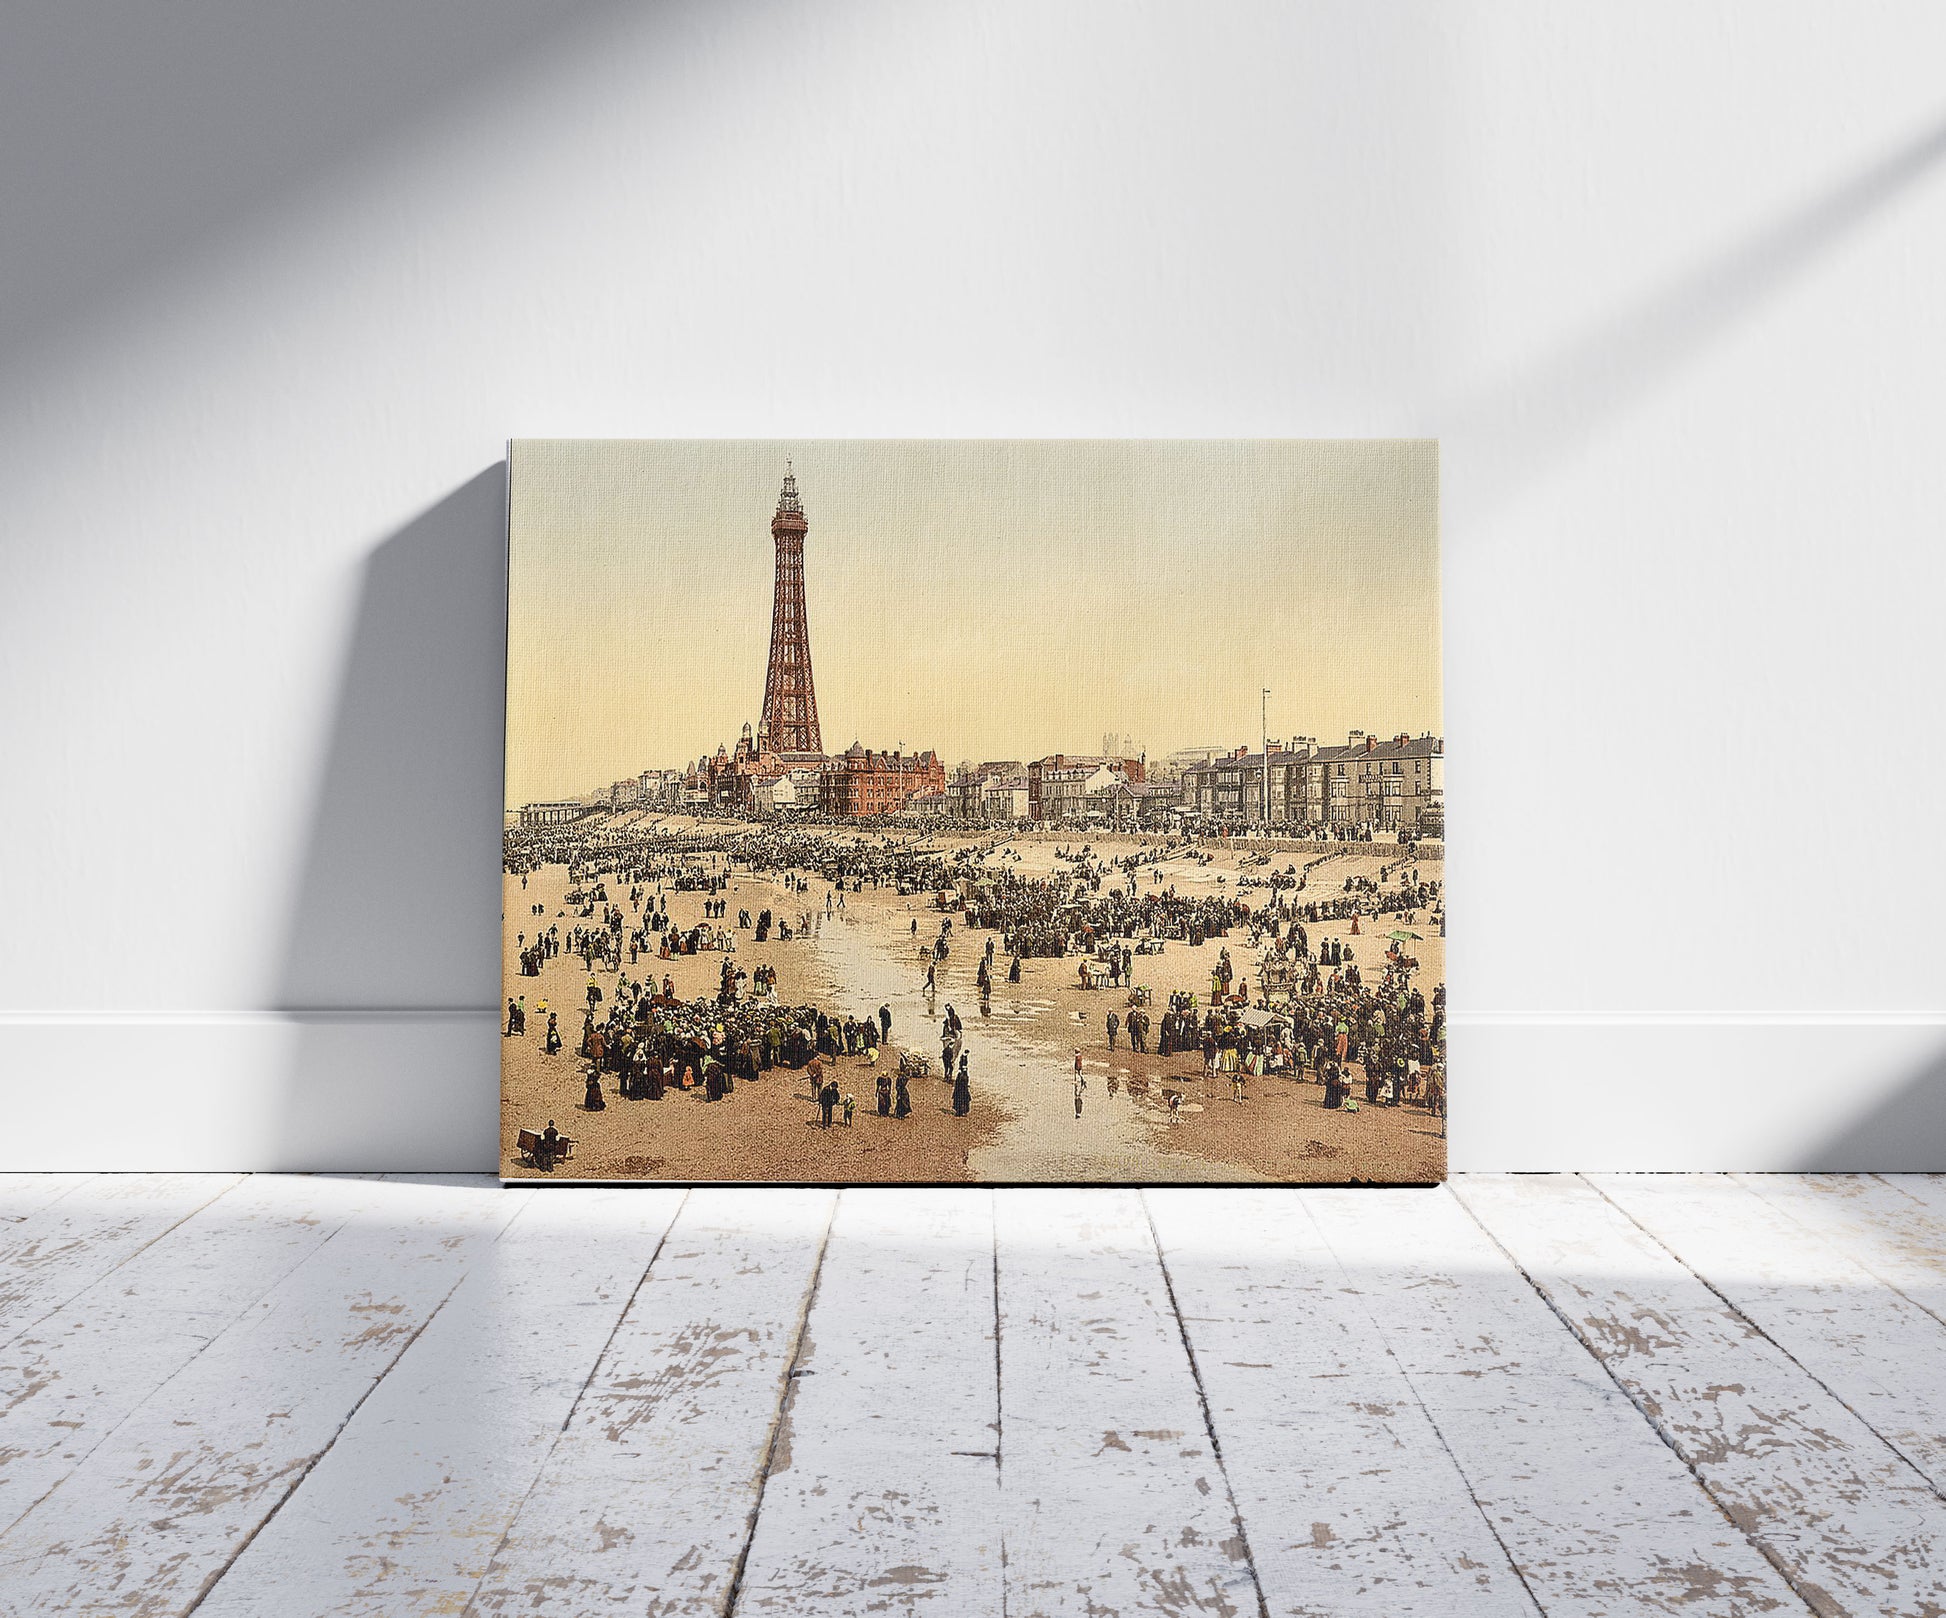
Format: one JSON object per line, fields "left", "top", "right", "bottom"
{"left": 760, "top": 462, "right": 822, "bottom": 755}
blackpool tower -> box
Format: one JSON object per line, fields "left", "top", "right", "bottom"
{"left": 759, "top": 462, "right": 822, "bottom": 755}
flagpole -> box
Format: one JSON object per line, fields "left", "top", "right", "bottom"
{"left": 1261, "top": 688, "right": 1271, "bottom": 829}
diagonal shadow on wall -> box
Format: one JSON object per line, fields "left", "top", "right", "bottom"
{"left": 1792, "top": 1046, "right": 1946, "bottom": 1172}
{"left": 0, "top": 1, "right": 645, "bottom": 380}
{"left": 270, "top": 466, "right": 507, "bottom": 1170}
{"left": 1447, "top": 109, "right": 1946, "bottom": 517}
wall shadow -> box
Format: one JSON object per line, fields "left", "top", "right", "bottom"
{"left": 0, "top": 1, "right": 640, "bottom": 378}
{"left": 271, "top": 467, "right": 507, "bottom": 1168}
{"left": 1449, "top": 109, "right": 1946, "bottom": 515}
{"left": 1793, "top": 1050, "right": 1946, "bottom": 1173}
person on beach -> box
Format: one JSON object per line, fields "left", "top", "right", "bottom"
{"left": 819, "top": 1076, "right": 840, "bottom": 1128}
{"left": 894, "top": 1072, "right": 912, "bottom": 1118}
{"left": 583, "top": 1067, "right": 606, "bottom": 1111}
{"left": 877, "top": 1071, "right": 894, "bottom": 1116}
{"left": 1073, "top": 1073, "right": 1087, "bottom": 1118}
{"left": 953, "top": 1054, "right": 972, "bottom": 1116}
{"left": 506, "top": 818, "right": 1446, "bottom": 1172}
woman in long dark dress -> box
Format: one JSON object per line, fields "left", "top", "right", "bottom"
{"left": 584, "top": 1068, "right": 606, "bottom": 1111}
{"left": 876, "top": 1072, "right": 893, "bottom": 1116}
{"left": 894, "top": 1073, "right": 912, "bottom": 1118}
{"left": 952, "top": 1055, "right": 971, "bottom": 1117}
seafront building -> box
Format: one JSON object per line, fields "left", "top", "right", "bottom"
{"left": 819, "top": 744, "right": 946, "bottom": 818}
{"left": 1180, "top": 731, "right": 1444, "bottom": 833}
{"left": 1026, "top": 753, "right": 1145, "bottom": 820}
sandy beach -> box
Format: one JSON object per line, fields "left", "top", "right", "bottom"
{"left": 501, "top": 818, "right": 1444, "bottom": 1184}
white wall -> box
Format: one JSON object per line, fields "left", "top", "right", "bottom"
{"left": 5, "top": 1, "right": 1944, "bottom": 1171}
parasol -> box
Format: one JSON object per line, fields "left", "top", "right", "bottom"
{"left": 1388, "top": 929, "right": 1422, "bottom": 942}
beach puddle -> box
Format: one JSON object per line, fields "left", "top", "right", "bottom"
{"left": 810, "top": 911, "right": 1267, "bottom": 1183}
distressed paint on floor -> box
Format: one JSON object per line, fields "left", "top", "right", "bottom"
{"left": 0, "top": 1174, "right": 1939, "bottom": 1617}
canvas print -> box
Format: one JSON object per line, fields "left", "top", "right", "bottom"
{"left": 502, "top": 440, "right": 1443, "bottom": 1183}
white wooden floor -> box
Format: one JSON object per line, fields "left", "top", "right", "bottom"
{"left": 1, "top": 1177, "right": 1943, "bottom": 1616}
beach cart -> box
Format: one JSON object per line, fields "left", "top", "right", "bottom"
{"left": 516, "top": 1129, "right": 576, "bottom": 1169}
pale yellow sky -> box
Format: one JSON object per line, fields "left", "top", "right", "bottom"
{"left": 505, "top": 439, "right": 1439, "bottom": 807}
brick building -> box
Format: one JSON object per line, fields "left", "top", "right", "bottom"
{"left": 687, "top": 721, "right": 827, "bottom": 811}
{"left": 819, "top": 744, "right": 946, "bottom": 819}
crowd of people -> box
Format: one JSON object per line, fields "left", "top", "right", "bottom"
{"left": 506, "top": 814, "right": 1447, "bottom": 1172}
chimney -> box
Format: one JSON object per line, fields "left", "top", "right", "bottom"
{"left": 1348, "top": 729, "right": 1366, "bottom": 748}
{"left": 1365, "top": 735, "right": 1375, "bottom": 753}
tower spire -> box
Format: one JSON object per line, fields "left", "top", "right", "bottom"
{"left": 760, "top": 461, "right": 821, "bottom": 754}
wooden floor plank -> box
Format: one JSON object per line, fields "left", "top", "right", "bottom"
{"left": 994, "top": 1188, "right": 1262, "bottom": 1618}
{"left": 189, "top": 1186, "right": 686, "bottom": 1618}
{"left": 0, "top": 1173, "right": 95, "bottom": 1222}
{"left": 1146, "top": 1188, "right": 1539, "bottom": 1616}
{"left": 1878, "top": 1175, "right": 1946, "bottom": 1222}
{"left": 1458, "top": 1174, "right": 1946, "bottom": 1618}
{"left": 1734, "top": 1175, "right": 1946, "bottom": 1324}
{"left": 463, "top": 1187, "right": 837, "bottom": 1616}
{"left": 1594, "top": 1174, "right": 1946, "bottom": 1500}
{"left": 0, "top": 1172, "right": 244, "bottom": 1347}
{"left": 731, "top": 1188, "right": 1004, "bottom": 1616}
{"left": 1307, "top": 1185, "right": 1806, "bottom": 1616}
{"left": 19, "top": 1175, "right": 1945, "bottom": 1617}
{"left": 0, "top": 1174, "right": 395, "bottom": 1536}
{"left": 0, "top": 1175, "right": 525, "bottom": 1616}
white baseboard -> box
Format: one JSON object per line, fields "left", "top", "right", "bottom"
{"left": 0, "top": 1012, "right": 499, "bottom": 1173}
{"left": 3, "top": 1012, "right": 1941, "bottom": 1173}
{"left": 1447, "top": 1015, "right": 1946, "bottom": 1172}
